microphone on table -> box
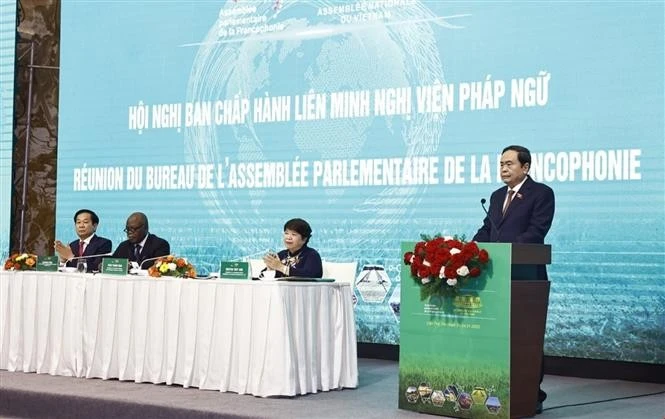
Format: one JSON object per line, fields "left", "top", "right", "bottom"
{"left": 480, "top": 198, "right": 501, "bottom": 242}
{"left": 64, "top": 253, "right": 113, "bottom": 272}
{"left": 126, "top": 255, "right": 169, "bottom": 275}
{"left": 232, "top": 249, "right": 275, "bottom": 262}
{"left": 66, "top": 252, "right": 113, "bottom": 263}
{"left": 139, "top": 255, "right": 170, "bottom": 270}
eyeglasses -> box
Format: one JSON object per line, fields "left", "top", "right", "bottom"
{"left": 123, "top": 224, "right": 144, "bottom": 233}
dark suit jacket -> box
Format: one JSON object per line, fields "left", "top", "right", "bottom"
{"left": 474, "top": 176, "right": 555, "bottom": 280}
{"left": 112, "top": 233, "right": 170, "bottom": 269}
{"left": 66, "top": 234, "right": 113, "bottom": 272}
{"left": 474, "top": 176, "right": 555, "bottom": 244}
{"left": 261, "top": 245, "right": 323, "bottom": 279}
{"left": 277, "top": 245, "right": 323, "bottom": 278}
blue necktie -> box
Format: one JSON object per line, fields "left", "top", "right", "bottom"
{"left": 133, "top": 244, "right": 141, "bottom": 261}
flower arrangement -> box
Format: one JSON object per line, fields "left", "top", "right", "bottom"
{"left": 147, "top": 255, "right": 196, "bottom": 278}
{"left": 4, "top": 253, "right": 38, "bottom": 271}
{"left": 403, "top": 234, "right": 490, "bottom": 300}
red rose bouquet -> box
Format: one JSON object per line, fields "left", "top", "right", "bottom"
{"left": 403, "top": 234, "right": 490, "bottom": 300}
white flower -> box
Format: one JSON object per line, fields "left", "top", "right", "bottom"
{"left": 439, "top": 266, "right": 446, "bottom": 278}
{"left": 443, "top": 236, "right": 453, "bottom": 241}
{"left": 421, "top": 277, "right": 431, "bottom": 285}
{"left": 16, "top": 254, "right": 27, "bottom": 261}
{"left": 167, "top": 262, "right": 177, "bottom": 271}
{"left": 408, "top": 254, "right": 415, "bottom": 264}
{"left": 456, "top": 265, "right": 470, "bottom": 277}
{"left": 450, "top": 248, "right": 461, "bottom": 255}
{"left": 422, "top": 260, "right": 431, "bottom": 267}
{"left": 447, "top": 278, "right": 458, "bottom": 286}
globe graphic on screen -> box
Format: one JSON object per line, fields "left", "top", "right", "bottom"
{"left": 184, "top": 1, "right": 446, "bottom": 258}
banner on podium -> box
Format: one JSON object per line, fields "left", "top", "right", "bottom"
{"left": 399, "top": 242, "right": 511, "bottom": 418}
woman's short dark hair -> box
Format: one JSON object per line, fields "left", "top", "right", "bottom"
{"left": 284, "top": 218, "right": 312, "bottom": 243}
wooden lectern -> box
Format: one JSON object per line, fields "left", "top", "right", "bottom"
{"left": 398, "top": 242, "right": 551, "bottom": 418}
{"left": 510, "top": 244, "right": 551, "bottom": 418}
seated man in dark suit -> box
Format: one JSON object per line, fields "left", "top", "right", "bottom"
{"left": 54, "top": 209, "right": 113, "bottom": 272}
{"left": 473, "top": 145, "right": 555, "bottom": 414}
{"left": 112, "top": 212, "right": 170, "bottom": 269}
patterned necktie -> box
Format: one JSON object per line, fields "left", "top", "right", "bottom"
{"left": 133, "top": 244, "right": 141, "bottom": 261}
{"left": 502, "top": 189, "right": 515, "bottom": 216}
{"left": 79, "top": 241, "right": 86, "bottom": 257}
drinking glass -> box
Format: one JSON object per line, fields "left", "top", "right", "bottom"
{"left": 76, "top": 259, "right": 87, "bottom": 273}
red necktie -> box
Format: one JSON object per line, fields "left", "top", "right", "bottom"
{"left": 79, "top": 241, "right": 86, "bottom": 256}
{"left": 502, "top": 190, "right": 515, "bottom": 216}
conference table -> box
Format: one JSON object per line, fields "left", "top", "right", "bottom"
{"left": 0, "top": 271, "right": 358, "bottom": 397}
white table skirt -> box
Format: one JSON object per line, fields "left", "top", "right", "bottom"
{"left": 0, "top": 271, "right": 358, "bottom": 396}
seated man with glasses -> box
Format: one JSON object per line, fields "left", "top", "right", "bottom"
{"left": 112, "top": 212, "right": 170, "bottom": 269}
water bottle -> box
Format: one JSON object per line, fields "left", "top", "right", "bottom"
{"left": 76, "top": 259, "right": 87, "bottom": 273}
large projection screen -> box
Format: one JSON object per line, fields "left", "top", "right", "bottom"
{"left": 0, "top": 0, "right": 17, "bottom": 258}
{"left": 57, "top": 1, "right": 664, "bottom": 364}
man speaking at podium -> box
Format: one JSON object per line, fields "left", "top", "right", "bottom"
{"left": 112, "top": 212, "right": 170, "bottom": 269}
{"left": 473, "top": 145, "right": 555, "bottom": 247}
{"left": 473, "top": 145, "right": 555, "bottom": 414}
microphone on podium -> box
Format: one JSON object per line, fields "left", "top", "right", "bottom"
{"left": 480, "top": 198, "right": 489, "bottom": 214}
{"left": 480, "top": 198, "right": 501, "bottom": 242}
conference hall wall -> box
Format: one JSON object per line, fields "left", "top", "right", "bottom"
{"left": 0, "top": 0, "right": 17, "bottom": 258}
{"left": 56, "top": 1, "right": 664, "bottom": 365}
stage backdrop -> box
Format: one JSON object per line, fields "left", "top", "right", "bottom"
{"left": 0, "top": 0, "right": 17, "bottom": 259}
{"left": 57, "top": 1, "right": 664, "bottom": 365}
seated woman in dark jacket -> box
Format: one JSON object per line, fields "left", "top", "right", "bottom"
{"left": 262, "top": 218, "right": 323, "bottom": 278}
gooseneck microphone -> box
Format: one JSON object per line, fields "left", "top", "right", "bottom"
{"left": 480, "top": 198, "right": 501, "bottom": 242}
{"left": 139, "top": 255, "right": 170, "bottom": 269}
{"left": 67, "top": 252, "right": 113, "bottom": 262}
{"left": 65, "top": 252, "right": 113, "bottom": 272}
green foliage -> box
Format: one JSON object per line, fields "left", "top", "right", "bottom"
{"left": 398, "top": 357, "right": 509, "bottom": 418}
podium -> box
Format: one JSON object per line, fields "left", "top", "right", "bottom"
{"left": 510, "top": 244, "right": 551, "bottom": 418}
{"left": 398, "top": 242, "right": 551, "bottom": 419}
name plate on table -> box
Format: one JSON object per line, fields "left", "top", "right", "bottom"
{"left": 36, "top": 256, "right": 60, "bottom": 271}
{"left": 219, "top": 261, "right": 250, "bottom": 280}
{"left": 101, "top": 258, "right": 128, "bottom": 275}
